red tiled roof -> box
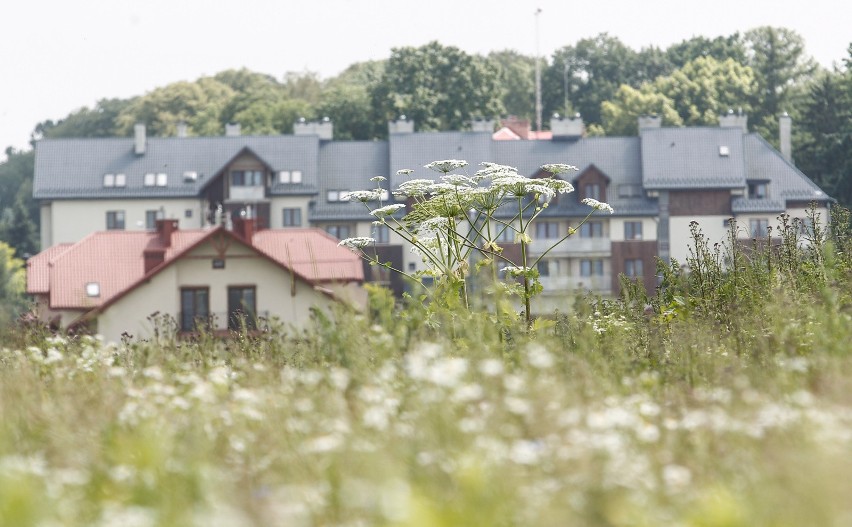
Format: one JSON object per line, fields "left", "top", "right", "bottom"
{"left": 492, "top": 127, "right": 522, "bottom": 141}
{"left": 26, "top": 243, "right": 73, "bottom": 294}
{"left": 251, "top": 228, "right": 364, "bottom": 283}
{"left": 31, "top": 227, "right": 363, "bottom": 311}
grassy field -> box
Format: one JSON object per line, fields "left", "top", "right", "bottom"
{"left": 2, "top": 211, "right": 852, "bottom": 526}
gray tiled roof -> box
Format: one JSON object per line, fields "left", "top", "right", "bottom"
{"left": 640, "top": 127, "right": 746, "bottom": 190}
{"left": 312, "top": 141, "right": 389, "bottom": 222}
{"left": 732, "top": 197, "right": 786, "bottom": 213}
{"left": 34, "top": 135, "right": 321, "bottom": 200}
{"left": 742, "top": 134, "right": 829, "bottom": 203}
{"left": 388, "top": 131, "right": 495, "bottom": 189}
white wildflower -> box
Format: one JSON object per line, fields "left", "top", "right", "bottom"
{"left": 370, "top": 203, "right": 405, "bottom": 217}
{"left": 510, "top": 440, "right": 542, "bottom": 465}
{"left": 439, "top": 174, "right": 474, "bottom": 186}
{"left": 338, "top": 237, "right": 376, "bottom": 250}
{"left": 342, "top": 190, "right": 382, "bottom": 202}
{"left": 540, "top": 163, "right": 579, "bottom": 175}
{"left": 370, "top": 175, "right": 387, "bottom": 182}
{"left": 425, "top": 159, "right": 468, "bottom": 173}
{"left": 527, "top": 344, "right": 554, "bottom": 369}
{"left": 396, "top": 169, "right": 414, "bottom": 176}
{"left": 395, "top": 178, "right": 435, "bottom": 197}
{"left": 662, "top": 464, "right": 692, "bottom": 491}
{"left": 501, "top": 266, "right": 533, "bottom": 278}
{"left": 581, "top": 198, "right": 615, "bottom": 214}
{"left": 478, "top": 358, "right": 504, "bottom": 377}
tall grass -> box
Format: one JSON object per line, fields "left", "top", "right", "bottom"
{"left": 1, "top": 206, "right": 851, "bottom": 526}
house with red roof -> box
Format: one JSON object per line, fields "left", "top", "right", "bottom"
{"left": 26, "top": 218, "right": 365, "bottom": 342}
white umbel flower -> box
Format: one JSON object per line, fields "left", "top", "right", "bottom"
{"left": 581, "top": 198, "right": 615, "bottom": 214}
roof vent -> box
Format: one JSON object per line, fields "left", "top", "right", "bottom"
{"left": 719, "top": 146, "right": 730, "bottom": 157}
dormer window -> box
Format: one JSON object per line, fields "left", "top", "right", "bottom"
{"left": 231, "top": 170, "right": 264, "bottom": 187}
{"left": 103, "top": 174, "right": 115, "bottom": 187}
{"left": 327, "top": 190, "right": 350, "bottom": 202}
{"left": 279, "top": 170, "right": 303, "bottom": 184}
{"left": 583, "top": 183, "right": 601, "bottom": 200}
{"left": 748, "top": 181, "right": 768, "bottom": 199}
{"left": 86, "top": 282, "right": 100, "bottom": 297}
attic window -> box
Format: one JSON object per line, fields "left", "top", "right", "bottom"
{"left": 156, "top": 173, "right": 168, "bottom": 186}
{"left": 279, "top": 170, "right": 303, "bottom": 184}
{"left": 183, "top": 171, "right": 198, "bottom": 182}
{"left": 144, "top": 173, "right": 156, "bottom": 186}
{"left": 103, "top": 174, "right": 115, "bottom": 187}
{"left": 86, "top": 282, "right": 100, "bottom": 297}
{"left": 115, "top": 174, "right": 126, "bottom": 187}
{"left": 719, "top": 146, "right": 730, "bottom": 157}
{"left": 327, "top": 190, "right": 350, "bottom": 202}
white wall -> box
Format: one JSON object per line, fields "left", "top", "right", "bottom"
{"left": 269, "top": 196, "right": 312, "bottom": 229}
{"left": 609, "top": 217, "right": 658, "bottom": 242}
{"left": 45, "top": 198, "right": 205, "bottom": 246}
{"left": 669, "top": 215, "right": 730, "bottom": 264}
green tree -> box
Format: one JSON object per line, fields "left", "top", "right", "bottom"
{"left": 488, "top": 50, "right": 536, "bottom": 120}
{"left": 0, "top": 241, "right": 27, "bottom": 328}
{"left": 316, "top": 84, "right": 377, "bottom": 140}
{"left": 542, "top": 34, "right": 640, "bottom": 126}
{"left": 33, "top": 98, "right": 130, "bottom": 140}
{"left": 744, "top": 27, "right": 817, "bottom": 139}
{"left": 795, "top": 60, "right": 852, "bottom": 206}
{"left": 600, "top": 84, "right": 683, "bottom": 135}
{"left": 370, "top": 41, "right": 504, "bottom": 133}
{"left": 654, "top": 56, "right": 758, "bottom": 126}
{"left": 0, "top": 197, "right": 38, "bottom": 257}
{"left": 666, "top": 33, "right": 746, "bottom": 68}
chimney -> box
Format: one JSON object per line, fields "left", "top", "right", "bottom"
{"left": 134, "top": 123, "right": 146, "bottom": 155}
{"left": 638, "top": 114, "right": 662, "bottom": 130}
{"left": 471, "top": 118, "right": 496, "bottom": 133}
{"left": 388, "top": 115, "right": 414, "bottom": 135}
{"left": 232, "top": 216, "right": 257, "bottom": 242}
{"left": 176, "top": 121, "right": 188, "bottom": 138}
{"left": 719, "top": 109, "right": 748, "bottom": 132}
{"left": 550, "top": 113, "right": 585, "bottom": 141}
{"left": 779, "top": 112, "right": 792, "bottom": 162}
{"left": 501, "top": 116, "right": 531, "bottom": 140}
{"left": 155, "top": 219, "right": 178, "bottom": 247}
{"left": 293, "top": 118, "right": 333, "bottom": 140}
{"left": 225, "top": 123, "right": 241, "bottom": 136}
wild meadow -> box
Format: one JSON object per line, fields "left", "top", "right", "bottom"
{"left": 2, "top": 205, "right": 852, "bottom": 526}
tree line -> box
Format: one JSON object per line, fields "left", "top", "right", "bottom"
{"left": 1, "top": 26, "right": 850, "bottom": 264}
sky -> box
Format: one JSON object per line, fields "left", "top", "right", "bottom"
{"left": 1, "top": 0, "right": 849, "bottom": 160}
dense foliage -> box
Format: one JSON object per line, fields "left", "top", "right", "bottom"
{"left": 1, "top": 207, "right": 851, "bottom": 525}
{"left": 1, "top": 29, "right": 851, "bottom": 258}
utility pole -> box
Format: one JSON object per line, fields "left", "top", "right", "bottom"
{"left": 534, "top": 7, "right": 543, "bottom": 132}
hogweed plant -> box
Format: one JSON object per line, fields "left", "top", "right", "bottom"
{"left": 338, "top": 160, "right": 614, "bottom": 326}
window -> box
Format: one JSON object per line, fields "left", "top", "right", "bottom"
{"left": 536, "top": 260, "right": 550, "bottom": 277}
{"left": 115, "top": 174, "right": 126, "bottom": 187}
{"left": 496, "top": 225, "right": 515, "bottom": 242}
{"left": 185, "top": 209, "right": 193, "bottom": 219}
{"left": 580, "top": 221, "right": 603, "bottom": 238}
{"left": 624, "top": 221, "right": 643, "bottom": 240}
{"left": 375, "top": 224, "right": 390, "bottom": 244}
{"left": 279, "top": 170, "right": 303, "bottom": 184}
{"left": 228, "top": 286, "right": 257, "bottom": 331}
{"left": 156, "top": 173, "right": 167, "bottom": 186}
{"left": 749, "top": 218, "right": 769, "bottom": 237}
{"left": 583, "top": 184, "right": 601, "bottom": 200}
{"left": 798, "top": 217, "right": 814, "bottom": 237}
{"left": 144, "top": 173, "right": 156, "bottom": 186}
{"left": 327, "top": 190, "right": 350, "bottom": 202}
{"left": 535, "top": 221, "right": 559, "bottom": 239}
{"left": 325, "top": 225, "right": 351, "bottom": 239}
{"left": 748, "top": 182, "right": 768, "bottom": 199}
{"left": 106, "top": 211, "right": 125, "bottom": 230}
{"left": 86, "top": 283, "right": 100, "bottom": 297}
{"left": 370, "top": 266, "right": 392, "bottom": 285}
{"left": 180, "top": 288, "right": 209, "bottom": 332}
{"left": 580, "top": 259, "right": 604, "bottom": 276}
{"left": 624, "top": 259, "right": 644, "bottom": 278}
{"left": 231, "top": 170, "right": 264, "bottom": 187}
{"left": 145, "top": 210, "right": 159, "bottom": 230}
{"left": 103, "top": 173, "right": 115, "bottom": 187}
{"left": 282, "top": 208, "right": 302, "bottom": 227}
{"left": 719, "top": 145, "right": 730, "bottom": 156}
{"left": 618, "top": 184, "right": 642, "bottom": 198}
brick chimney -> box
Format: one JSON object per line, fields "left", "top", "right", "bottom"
{"left": 143, "top": 247, "right": 166, "bottom": 274}
{"left": 501, "top": 116, "right": 531, "bottom": 139}
{"left": 719, "top": 109, "right": 748, "bottom": 132}
{"left": 388, "top": 115, "right": 414, "bottom": 134}
{"left": 155, "top": 219, "right": 179, "bottom": 247}
{"left": 232, "top": 217, "right": 257, "bottom": 243}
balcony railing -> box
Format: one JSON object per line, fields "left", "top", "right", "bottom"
{"left": 228, "top": 186, "right": 265, "bottom": 201}
{"left": 529, "top": 237, "right": 611, "bottom": 256}
{"left": 538, "top": 275, "right": 612, "bottom": 294}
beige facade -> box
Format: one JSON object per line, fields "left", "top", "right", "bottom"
{"left": 42, "top": 198, "right": 205, "bottom": 246}
{"left": 94, "top": 238, "right": 347, "bottom": 343}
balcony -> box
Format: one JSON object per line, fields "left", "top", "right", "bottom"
{"left": 229, "top": 186, "right": 265, "bottom": 201}
{"left": 538, "top": 275, "right": 612, "bottom": 294}
{"left": 529, "top": 237, "right": 611, "bottom": 256}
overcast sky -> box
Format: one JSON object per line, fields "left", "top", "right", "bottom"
{"left": 2, "top": 0, "right": 849, "bottom": 160}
